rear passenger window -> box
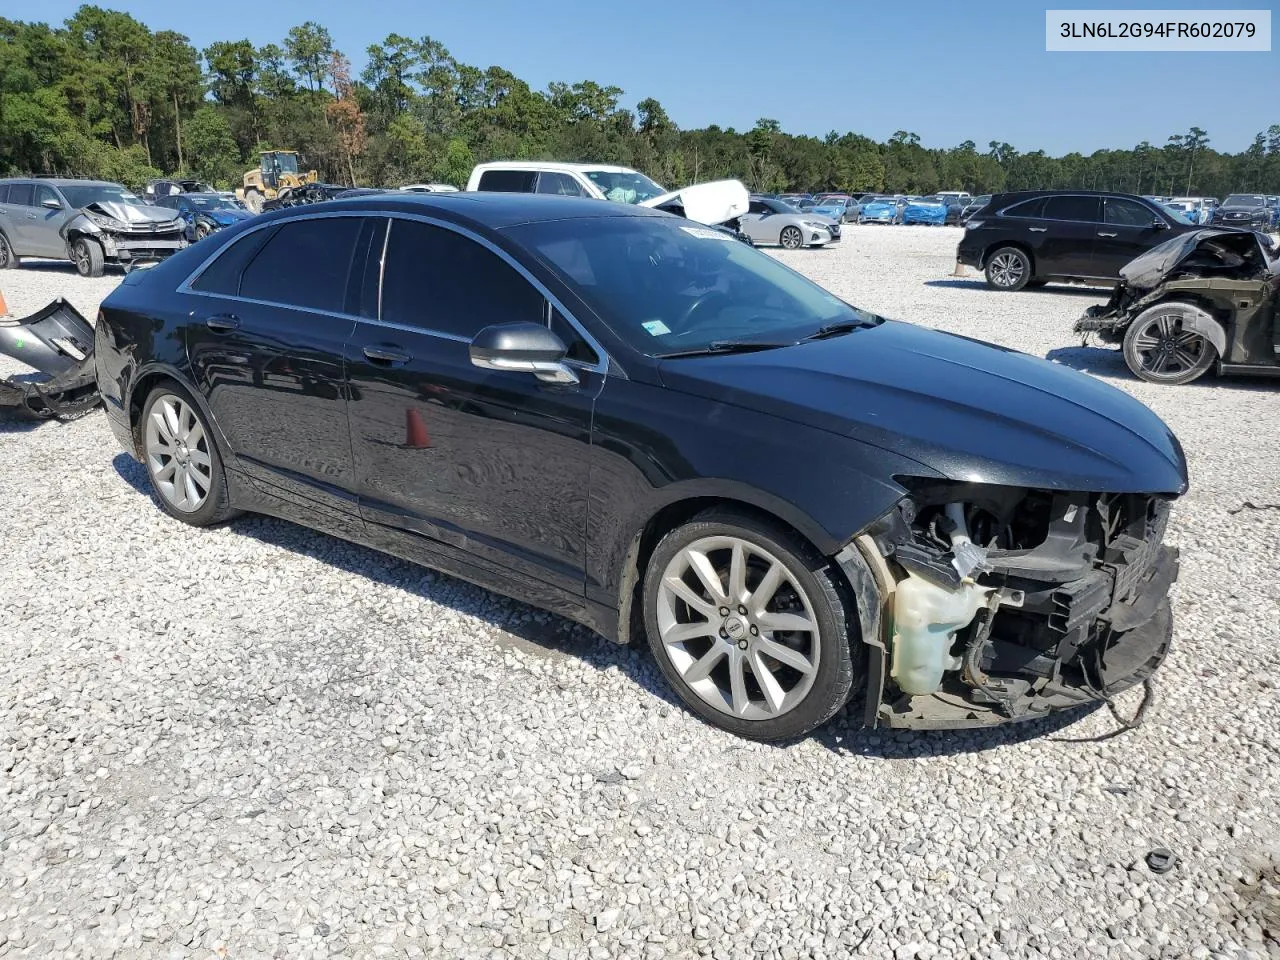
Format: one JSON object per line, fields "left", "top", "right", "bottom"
{"left": 1002, "top": 198, "right": 1045, "bottom": 219}
{"left": 536, "top": 173, "right": 584, "bottom": 197}
{"left": 381, "top": 219, "right": 542, "bottom": 339}
{"left": 239, "top": 217, "right": 364, "bottom": 312}
{"left": 8, "top": 184, "right": 33, "bottom": 207}
{"left": 1043, "top": 195, "right": 1101, "bottom": 222}
{"left": 0, "top": 185, "right": 9, "bottom": 204}
{"left": 477, "top": 170, "right": 537, "bottom": 193}
{"left": 1104, "top": 198, "right": 1156, "bottom": 227}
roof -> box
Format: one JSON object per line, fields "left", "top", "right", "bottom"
{"left": 297, "top": 191, "right": 672, "bottom": 230}
{"left": 470, "top": 161, "right": 639, "bottom": 175}
{"left": 0, "top": 177, "right": 116, "bottom": 187}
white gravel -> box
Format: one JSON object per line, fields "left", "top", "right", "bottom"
{"left": 1, "top": 232, "right": 1278, "bottom": 960}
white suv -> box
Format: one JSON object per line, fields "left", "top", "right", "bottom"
{"left": 465, "top": 162, "right": 749, "bottom": 226}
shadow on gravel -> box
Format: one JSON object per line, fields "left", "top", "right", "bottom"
{"left": 111, "top": 455, "right": 1111, "bottom": 756}
{"left": 0, "top": 408, "right": 45, "bottom": 434}
{"left": 925, "top": 278, "right": 1110, "bottom": 297}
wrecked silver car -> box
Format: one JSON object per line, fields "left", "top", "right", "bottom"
{"left": 0, "top": 298, "right": 99, "bottom": 418}
{"left": 0, "top": 178, "right": 187, "bottom": 277}
{"left": 1075, "top": 228, "right": 1280, "bottom": 384}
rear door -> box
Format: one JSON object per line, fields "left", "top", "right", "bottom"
{"left": 344, "top": 215, "right": 605, "bottom": 601}
{"left": 1037, "top": 194, "right": 1101, "bottom": 278}
{"left": 1094, "top": 197, "right": 1172, "bottom": 278}
{"left": 4, "top": 183, "right": 37, "bottom": 255}
{"left": 183, "top": 213, "right": 374, "bottom": 523}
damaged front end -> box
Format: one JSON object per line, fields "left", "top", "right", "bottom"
{"left": 844, "top": 480, "right": 1178, "bottom": 729}
{"left": 62, "top": 201, "right": 188, "bottom": 268}
{"left": 0, "top": 299, "right": 100, "bottom": 419}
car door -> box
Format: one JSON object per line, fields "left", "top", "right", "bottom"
{"left": 344, "top": 214, "right": 605, "bottom": 601}
{"left": 182, "top": 213, "right": 373, "bottom": 525}
{"left": 1036, "top": 195, "right": 1101, "bottom": 278}
{"left": 737, "top": 200, "right": 778, "bottom": 244}
{"left": 26, "top": 184, "right": 73, "bottom": 257}
{"left": 1094, "top": 197, "right": 1172, "bottom": 278}
{"left": 3, "top": 183, "right": 39, "bottom": 255}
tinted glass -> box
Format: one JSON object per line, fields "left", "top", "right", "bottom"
{"left": 536, "top": 172, "right": 584, "bottom": 197}
{"left": 381, "top": 219, "right": 543, "bottom": 339}
{"left": 0, "top": 185, "right": 8, "bottom": 204}
{"left": 190, "top": 227, "right": 278, "bottom": 295}
{"left": 747, "top": 200, "right": 770, "bottom": 215}
{"left": 9, "top": 184, "right": 33, "bottom": 207}
{"left": 1043, "top": 195, "right": 1101, "bottom": 222}
{"left": 549, "top": 307, "right": 598, "bottom": 364}
{"left": 511, "top": 216, "right": 877, "bottom": 357}
{"left": 1105, "top": 197, "right": 1156, "bottom": 227}
{"left": 477, "top": 170, "right": 537, "bottom": 193}
{"left": 239, "top": 217, "right": 364, "bottom": 312}
{"left": 1002, "top": 198, "right": 1045, "bottom": 218}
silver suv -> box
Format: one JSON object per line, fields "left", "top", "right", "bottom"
{"left": 0, "top": 178, "right": 187, "bottom": 277}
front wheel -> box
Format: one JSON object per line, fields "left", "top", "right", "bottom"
{"left": 642, "top": 509, "right": 858, "bottom": 741}
{"left": 141, "top": 384, "right": 239, "bottom": 525}
{"left": 779, "top": 225, "right": 804, "bottom": 250}
{"left": 984, "top": 246, "right": 1031, "bottom": 291}
{"left": 72, "top": 238, "right": 104, "bottom": 277}
{"left": 1122, "top": 305, "right": 1217, "bottom": 385}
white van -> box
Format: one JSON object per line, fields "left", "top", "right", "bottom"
{"left": 465, "top": 161, "right": 749, "bottom": 226}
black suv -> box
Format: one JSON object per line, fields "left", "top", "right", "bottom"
{"left": 956, "top": 190, "right": 1200, "bottom": 291}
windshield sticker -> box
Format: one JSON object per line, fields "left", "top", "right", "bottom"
{"left": 642, "top": 320, "right": 671, "bottom": 337}
{"left": 680, "top": 226, "right": 734, "bottom": 242}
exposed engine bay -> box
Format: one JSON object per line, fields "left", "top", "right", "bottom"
{"left": 845, "top": 481, "right": 1178, "bottom": 728}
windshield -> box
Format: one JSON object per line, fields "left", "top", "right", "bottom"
{"left": 583, "top": 170, "right": 666, "bottom": 204}
{"left": 1223, "top": 194, "right": 1264, "bottom": 207}
{"left": 187, "top": 195, "right": 242, "bottom": 211}
{"left": 271, "top": 154, "right": 299, "bottom": 174}
{"left": 509, "top": 216, "right": 878, "bottom": 357}
{"left": 60, "top": 184, "right": 142, "bottom": 208}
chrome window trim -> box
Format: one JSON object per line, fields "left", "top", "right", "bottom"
{"left": 175, "top": 208, "right": 610, "bottom": 375}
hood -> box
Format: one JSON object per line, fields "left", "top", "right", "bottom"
{"left": 1119, "top": 228, "right": 1263, "bottom": 290}
{"left": 657, "top": 320, "right": 1187, "bottom": 495}
{"left": 204, "top": 209, "right": 254, "bottom": 226}
{"left": 85, "top": 201, "right": 181, "bottom": 225}
{"left": 809, "top": 203, "right": 843, "bottom": 216}
{"left": 642, "top": 179, "right": 749, "bottom": 226}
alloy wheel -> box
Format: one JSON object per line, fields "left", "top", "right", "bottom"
{"left": 0, "top": 234, "right": 11, "bottom": 268}
{"left": 73, "top": 242, "right": 90, "bottom": 274}
{"left": 656, "top": 535, "right": 820, "bottom": 720}
{"left": 1130, "top": 313, "right": 1209, "bottom": 382}
{"left": 144, "top": 394, "right": 213, "bottom": 512}
{"left": 780, "top": 227, "right": 803, "bottom": 250}
{"left": 988, "top": 252, "right": 1025, "bottom": 288}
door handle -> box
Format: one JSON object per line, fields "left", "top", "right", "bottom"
{"left": 362, "top": 345, "right": 411, "bottom": 365}
{"left": 1097, "top": 231, "right": 1118, "bottom": 238}
{"left": 1028, "top": 226, "right": 1047, "bottom": 232}
{"left": 205, "top": 314, "right": 241, "bottom": 332}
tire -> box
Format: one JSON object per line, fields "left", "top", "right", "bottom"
{"left": 72, "top": 237, "right": 104, "bottom": 278}
{"left": 779, "top": 226, "right": 804, "bottom": 250}
{"left": 1122, "top": 304, "right": 1217, "bottom": 385}
{"left": 642, "top": 508, "right": 859, "bottom": 741}
{"left": 194, "top": 222, "right": 211, "bottom": 241}
{"left": 140, "top": 383, "right": 239, "bottom": 526}
{"left": 243, "top": 189, "right": 263, "bottom": 214}
{"left": 984, "top": 246, "right": 1032, "bottom": 291}
{"left": 0, "top": 231, "right": 18, "bottom": 269}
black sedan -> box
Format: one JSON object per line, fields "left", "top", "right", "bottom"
{"left": 1212, "top": 194, "right": 1272, "bottom": 230}
{"left": 95, "top": 194, "right": 1187, "bottom": 740}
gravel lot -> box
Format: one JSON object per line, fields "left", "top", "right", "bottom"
{"left": 1, "top": 226, "right": 1278, "bottom": 960}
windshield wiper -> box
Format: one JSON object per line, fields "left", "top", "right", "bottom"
{"left": 803, "top": 317, "right": 876, "bottom": 341}
{"left": 658, "top": 339, "right": 795, "bottom": 359}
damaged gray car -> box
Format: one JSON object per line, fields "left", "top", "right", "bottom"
{"left": 1075, "top": 228, "right": 1280, "bottom": 385}
{"left": 0, "top": 178, "right": 187, "bottom": 277}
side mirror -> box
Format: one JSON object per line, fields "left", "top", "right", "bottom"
{"left": 469, "top": 322, "right": 577, "bottom": 385}
{"left": 41, "top": 197, "right": 62, "bottom": 210}
{"left": 1153, "top": 218, "right": 1169, "bottom": 230}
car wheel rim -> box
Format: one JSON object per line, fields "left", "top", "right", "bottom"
{"left": 74, "top": 243, "right": 88, "bottom": 273}
{"left": 144, "top": 394, "right": 213, "bottom": 513}
{"left": 990, "top": 252, "right": 1025, "bottom": 287}
{"left": 781, "top": 228, "right": 801, "bottom": 249}
{"left": 0, "top": 237, "right": 9, "bottom": 267}
{"left": 657, "top": 535, "right": 820, "bottom": 721}
{"left": 1132, "top": 314, "right": 1208, "bottom": 380}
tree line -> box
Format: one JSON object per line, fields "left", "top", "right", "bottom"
{"left": 2, "top": 7, "right": 1278, "bottom": 198}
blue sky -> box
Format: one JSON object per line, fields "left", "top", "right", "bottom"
{"left": 29, "top": 0, "right": 1275, "bottom": 155}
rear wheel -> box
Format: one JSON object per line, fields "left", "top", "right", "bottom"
{"left": 1122, "top": 305, "right": 1217, "bottom": 385}
{"left": 984, "top": 246, "right": 1031, "bottom": 291}
{"left": 779, "top": 225, "right": 804, "bottom": 250}
{"left": 243, "top": 189, "right": 263, "bottom": 214}
{"left": 72, "top": 238, "right": 104, "bottom": 278}
{"left": 141, "top": 384, "right": 239, "bottom": 526}
{"left": 0, "top": 232, "right": 17, "bottom": 269}
{"left": 642, "top": 509, "right": 858, "bottom": 741}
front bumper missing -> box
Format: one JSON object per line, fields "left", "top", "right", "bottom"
{"left": 0, "top": 299, "right": 100, "bottom": 419}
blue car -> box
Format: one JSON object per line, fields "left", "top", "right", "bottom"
{"left": 807, "top": 196, "right": 857, "bottom": 223}
{"left": 859, "top": 195, "right": 903, "bottom": 224}
{"left": 901, "top": 196, "right": 949, "bottom": 225}
{"left": 153, "top": 193, "right": 254, "bottom": 241}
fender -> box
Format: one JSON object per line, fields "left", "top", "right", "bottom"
{"left": 125, "top": 360, "right": 240, "bottom": 470}
{"left": 1132, "top": 301, "right": 1227, "bottom": 357}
